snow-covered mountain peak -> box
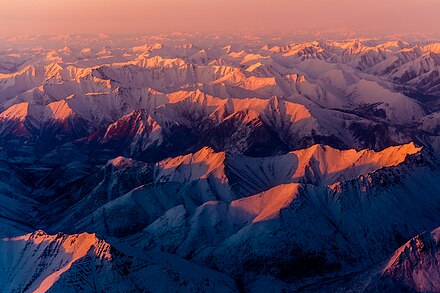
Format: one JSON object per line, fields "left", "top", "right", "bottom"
{"left": 109, "top": 156, "right": 136, "bottom": 168}
{"left": 368, "top": 226, "right": 440, "bottom": 292}
{"left": 47, "top": 100, "right": 74, "bottom": 120}
{"left": 286, "top": 142, "right": 422, "bottom": 184}
{"left": 0, "top": 102, "right": 29, "bottom": 120}
{"left": 230, "top": 183, "right": 301, "bottom": 223}
{"left": 0, "top": 230, "right": 111, "bottom": 293}
{"left": 2, "top": 34, "right": 440, "bottom": 292}
{"left": 157, "top": 146, "right": 227, "bottom": 183}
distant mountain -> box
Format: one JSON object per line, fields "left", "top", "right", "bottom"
{"left": 1, "top": 34, "right": 440, "bottom": 292}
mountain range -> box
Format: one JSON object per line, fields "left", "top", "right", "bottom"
{"left": 1, "top": 33, "right": 440, "bottom": 292}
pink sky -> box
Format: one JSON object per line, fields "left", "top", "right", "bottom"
{"left": 0, "top": 0, "right": 438, "bottom": 36}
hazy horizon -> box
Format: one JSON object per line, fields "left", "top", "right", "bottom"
{"left": 0, "top": 0, "right": 439, "bottom": 37}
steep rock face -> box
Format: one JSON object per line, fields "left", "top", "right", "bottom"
{"left": 101, "top": 109, "right": 163, "bottom": 155}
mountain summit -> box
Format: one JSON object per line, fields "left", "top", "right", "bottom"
{"left": 1, "top": 33, "right": 440, "bottom": 292}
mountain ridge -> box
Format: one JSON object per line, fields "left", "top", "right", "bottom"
{"left": 2, "top": 34, "right": 440, "bottom": 292}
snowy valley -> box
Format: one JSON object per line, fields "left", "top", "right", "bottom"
{"left": 1, "top": 33, "right": 440, "bottom": 292}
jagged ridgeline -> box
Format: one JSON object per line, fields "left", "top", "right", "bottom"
{"left": 1, "top": 34, "right": 440, "bottom": 292}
